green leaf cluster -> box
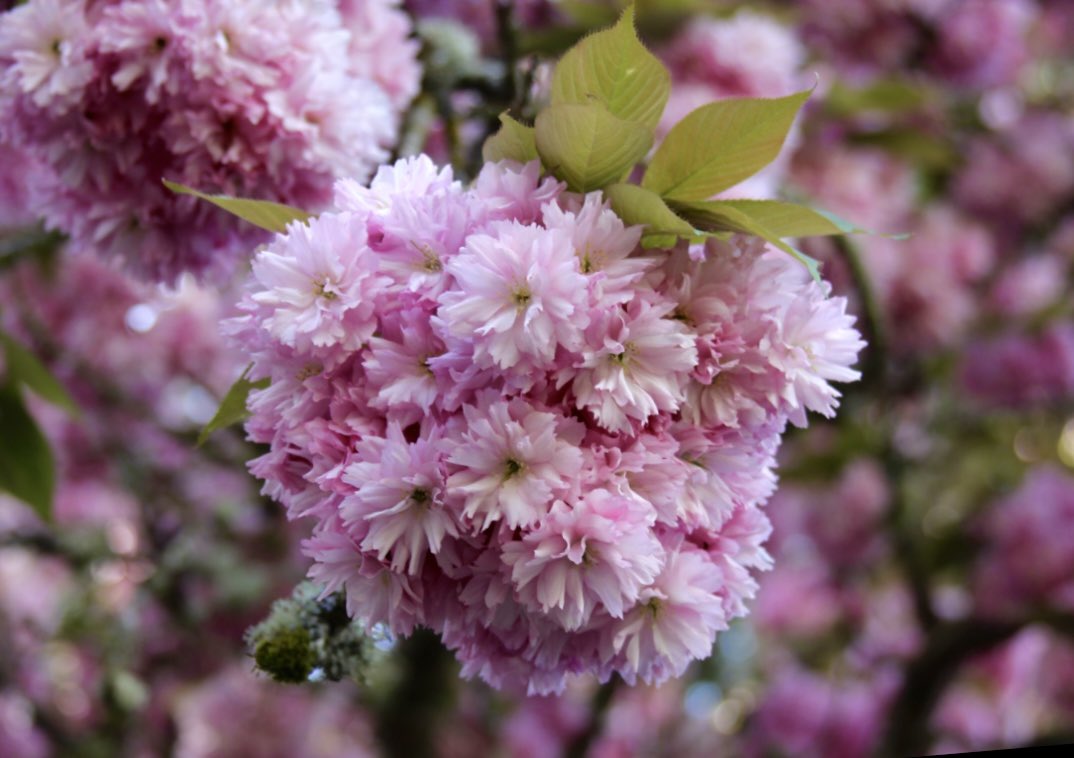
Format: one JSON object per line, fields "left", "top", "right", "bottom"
{"left": 482, "top": 4, "right": 875, "bottom": 280}
{"left": 0, "top": 332, "right": 80, "bottom": 520}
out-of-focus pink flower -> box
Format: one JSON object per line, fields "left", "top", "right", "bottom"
{"left": 960, "top": 323, "right": 1074, "bottom": 409}
{"left": 744, "top": 666, "right": 893, "bottom": 758}
{"left": 173, "top": 667, "right": 376, "bottom": 758}
{"left": 767, "top": 459, "right": 889, "bottom": 568}
{"left": 862, "top": 206, "right": 994, "bottom": 354}
{"left": 753, "top": 558, "right": 845, "bottom": 639}
{"left": 973, "top": 466, "right": 1074, "bottom": 617}
{"left": 933, "top": 628, "right": 1074, "bottom": 752}
{"left": 0, "top": 140, "right": 37, "bottom": 227}
{"left": 954, "top": 112, "right": 1074, "bottom": 228}
{"left": 0, "top": 694, "right": 48, "bottom": 758}
{"left": 790, "top": 144, "right": 917, "bottom": 235}
{"left": 0, "top": 0, "right": 418, "bottom": 282}
{"left": 989, "top": 254, "right": 1067, "bottom": 318}
{"left": 927, "top": 0, "right": 1036, "bottom": 88}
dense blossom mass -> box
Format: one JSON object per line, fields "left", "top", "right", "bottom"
{"left": 228, "top": 155, "right": 865, "bottom": 694}
{"left": 0, "top": 0, "right": 418, "bottom": 283}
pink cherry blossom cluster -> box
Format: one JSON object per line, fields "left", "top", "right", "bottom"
{"left": 0, "top": 0, "right": 418, "bottom": 283}
{"left": 227, "top": 155, "right": 864, "bottom": 694}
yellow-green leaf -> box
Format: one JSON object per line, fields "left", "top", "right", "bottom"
{"left": 0, "top": 384, "right": 55, "bottom": 521}
{"left": 697, "top": 200, "right": 868, "bottom": 238}
{"left": 604, "top": 183, "right": 698, "bottom": 239}
{"left": 163, "top": 180, "right": 311, "bottom": 234}
{"left": 671, "top": 199, "right": 823, "bottom": 282}
{"left": 197, "top": 365, "right": 270, "bottom": 447}
{"left": 535, "top": 103, "right": 652, "bottom": 192}
{"left": 1, "top": 332, "right": 78, "bottom": 415}
{"left": 640, "top": 233, "right": 679, "bottom": 249}
{"left": 482, "top": 114, "right": 538, "bottom": 164}
{"left": 643, "top": 90, "right": 810, "bottom": 201}
{"left": 551, "top": 4, "right": 670, "bottom": 131}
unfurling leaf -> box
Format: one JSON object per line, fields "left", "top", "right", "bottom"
{"left": 482, "top": 114, "right": 538, "bottom": 164}
{"left": 642, "top": 90, "right": 811, "bottom": 201}
{"left": 603, "top": 183, "right": 699, "bottom": 242}
{"left": 550, "top": 4, "right": 670, "bottom": 131}
{"left": 0, "top": 332, "right": 78, "bottom": 415}
{"left": 671, "top": 199, "right": 824, "bottom": 282}
{"left": 535, "top": 103, "right": 652, "bottom": 192}
{"left": 163, "top": 180, "right": 311, "bottom": 234}
{"left": 197, "top": 364, "right": 270, "bottom": 447}
{"left": 0, "top": 384, "right": 55, "bottom": 521}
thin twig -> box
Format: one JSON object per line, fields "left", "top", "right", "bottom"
{"left": 833, "top": 235, "right": 888, "bottom": 388}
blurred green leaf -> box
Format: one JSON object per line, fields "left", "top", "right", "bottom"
{"left": 0, "top": 384, "right": 55, "bottom": 520}
{"left": 1, "top": 332, "right": 78, "bottom": 414}
{"left": 482, "top": 113, "right": 538, "bottom": 164}
{"left": 535, "top": 103, "right": 652, "bottom": 192}
{"left": 0, "top": 226, "right": 65, "bottom": 271}
{"left": 849, "top": 129, "right": 957, "bottom": 171}
{"left": 551, "top": 4, "right": 670, "bottom": 130}
{"left": 826, "top": 78, "right": 930, "bottom": 116}
{"left": 163, "top": 180, "right": 311, "bottom": 234}
{"left": 558, "top": 1, "right": 620, "bottom": 27}
{"left": 197, "top": 365, "right": 269, "bottom": 447}
{"left": 517, "top": 26, "right": 591, "bottom": 57}
{"left": 643, "top": 90, "right": 810, "bottom": 201}
{"left": 672, "top": 199, "right": 823, "bottom": 282}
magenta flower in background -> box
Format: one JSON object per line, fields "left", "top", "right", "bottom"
{"left": 974, "top": 466, "right": 1074, "bottom": 617}
{"left": 0, "top": 0, "right": 418, "bottom": 283}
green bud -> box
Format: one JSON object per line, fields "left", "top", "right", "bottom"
{"left": 253, "top": 624, "right": 315, "bottom": 684}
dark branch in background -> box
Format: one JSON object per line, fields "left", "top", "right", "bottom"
{"left": 373, "top": 629, "right": 458, "bottom": 758}
{"left": 882, "top": 451, "right": 938, "bottom": 633}
{"left": 495, "top": 0, "right": 519, "bottom": 107}
{"left": 565, "top": 677, "right": 621, "bottom": 758}
{"left": 835, "top": 233, "right": 936, "bottom": 632}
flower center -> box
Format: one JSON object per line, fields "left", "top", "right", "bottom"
{"left": 294, "top": 362, "right": 322, "bottom": 381}
{"left": 412, "top": 242, "right": 441, "bottom": 272}
{"left": 671, "top": 306, "right": 693, "bottom": 325}
{"left": 609, "top": 342, "right": 636, "bottom": 366}
{"left": 410, "top": 488, "right": 430, "bottom": 506}
{"left": 512, "top": 287, "right": 531, "bottom": 308}
{"left": 316, "top": 281, "right": 338, "bottom": 300}
{"left": 504, "top": 458, "right": 524, "bottom": 478}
